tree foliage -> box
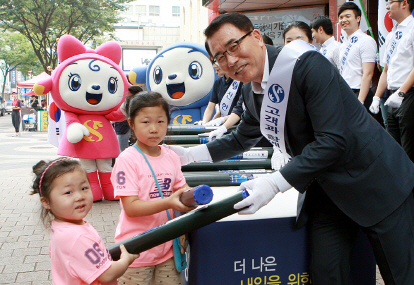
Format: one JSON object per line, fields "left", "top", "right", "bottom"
{"left": 0, "top": 0, "right": 132, "bottom": 74}
{"left": 0, "top": 32, "right": 41, "bottom": 96}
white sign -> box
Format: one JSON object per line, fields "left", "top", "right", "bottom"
{"left": 122, "top": 49, "right": 157, "bottom": 71}
{"left": 244, "top": 6, "right": 325, "bottom": 46}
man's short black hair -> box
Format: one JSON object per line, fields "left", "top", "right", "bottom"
{"left": 310, "top": 16, "right": 334, "bottom": 36}
{"left": 408, "top": 0, "right": 414, "bottom": 12}
{"left": 262, "top": 34, "right": 274, "bottom": 46}
{"left": 338, "top": 1, "right": 361, "bottom": 18}
{"left": 204, "top": 13, "right": 254, "bottom": 56}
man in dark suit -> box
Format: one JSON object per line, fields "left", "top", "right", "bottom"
{"left": 168, "top": 13, "right": 414, "bottom": 284}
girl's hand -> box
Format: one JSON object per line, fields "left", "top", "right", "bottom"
{"left": 119, "top": 244, "right": 139, "bottom": 265}
{"left": 168, "top": 187, "right": 197, "bottom": 212}
{"left": 98, "top": 244, "right": 139, "bottom": 282}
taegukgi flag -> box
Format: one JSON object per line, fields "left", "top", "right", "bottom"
{"left": 47, "top": 94, "right": 66, "bottom": 148}
{"left": 378, "top": 0, "right": 395, "bottom": 66}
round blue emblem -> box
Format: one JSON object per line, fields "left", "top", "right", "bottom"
{"left": 350, "top": 36, "right": 358, "bottom": 43}
{"left": 268, "top": 84, "right": 284, "bottom": 103}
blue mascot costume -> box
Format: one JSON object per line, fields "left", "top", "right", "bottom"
{"left": 128, "top": 42, "right": 216, "bottom": 124}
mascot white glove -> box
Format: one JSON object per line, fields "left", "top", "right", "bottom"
{"left": 205, "top": 117, "right": 226, "bottom": 127}
{"left": 194, "top": 120, "right": 206, "bottom": 126}
{"left": 271, "top": 147, "right": 291, "bottom": 170}
{"left": 208, "top": 125, "right": 227, "bottom": 141}
{"left": 66, "top": 123, "right": 90, "bottom": 143}
{"left": 369, "top": 96, "right": 380, "bottom": 114}
{"left": 385, "top": 89, "right": 404, "bottom": 108}
{"left": 234, "top": 174, "right": 280, "bottom": 214}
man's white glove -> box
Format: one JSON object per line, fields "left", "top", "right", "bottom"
{"left": 271, "top": 148, "right": 291, "bottom": 170}
{"left": 163, "top": 145, "right": 195, "bottom": 165}
{"left": 369, "top": 96, "right": 381, "bottom": 114}
{"left": 385, "top": 89, "right": 404, "bottom": 108}
{"left": 205, "top": 117, "right": 226, "bottom": 127}
{"left": 208, "top": 125, "right": 227, "bottom": 141}
{"left": 234, "top": 174, "right": 280, "bottom": 214}
{"left": 194, "top": 120, "right": 206, "bottom": 126}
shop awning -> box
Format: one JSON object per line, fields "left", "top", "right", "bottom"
{"left": 17, "top": 72, "right": 50, "bottom": 88}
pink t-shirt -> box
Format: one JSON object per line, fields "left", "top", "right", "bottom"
{"left": 112, "top": 145, "right": 186, "bottom": 267}
{"left": 49, "top": 220, "right": 116, "bottom": 285}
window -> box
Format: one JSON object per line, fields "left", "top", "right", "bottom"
{"left": 124, "top": 4, "right": 133, "bottom": 18}
{"left": 149, "top": 5, "right": 160, "bottom": 16}
{"left": 136, "top": 5, "right": 146, "bottom": 16}
{"left": 172, "top": 6, "right": 180, "bottom": 17}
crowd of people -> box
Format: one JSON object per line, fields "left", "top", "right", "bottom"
{"left": 9, "top": 93, "right": 47, "bottom": 136}
{"left": 27, "top": 1, "right": 414, "bottom": 284}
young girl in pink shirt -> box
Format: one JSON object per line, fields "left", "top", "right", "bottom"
{"left": 31, "top": 158, "right": 139, "bottom": 285}
{"left": 111, "top": 91, "right": 195, "bottom": 285}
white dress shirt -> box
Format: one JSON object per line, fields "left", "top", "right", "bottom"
{"left": 320, "top": 36, "right": 341, "bottom": 69}
{"left": 384, "top": 15, "right": 414, "bottom": 89}
{"left": 252, "top": 49, "right": 269, "bottom": 94}
{"left": 339, "top": 29, "right": 377, "bottom": 89}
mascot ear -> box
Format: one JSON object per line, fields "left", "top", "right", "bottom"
{"left": 128, "top": 67, "right": 147, "bottom": 85}
{"left": 96, "top": 41, "right": 122, "bottom": 64}
{"left": 34, "top": 78, "right": 53, "bottom": 96}
{"left": 57, "top": 35, "right": 86, "bottom": 62}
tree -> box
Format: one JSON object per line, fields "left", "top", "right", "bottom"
{"left": 0, "top": 0, "right": 132, "bottom": 74}
{"left": 0, "top": 32, "right": 41, "bottom": 97}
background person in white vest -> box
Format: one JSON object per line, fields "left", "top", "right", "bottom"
{"left": 195, "top": 63, "right": 242, "bottom": 127}
{"left": 310, "top": 16, "right": 341, "bottom": 69}
{"left": 338, "top": 2, "right": 377, "bottom": 110}
{"left": 167, "top": 12, "right": 414, "bottom": 284}
{"left": 370, "top": 0, "right": 414, "bottom": 162}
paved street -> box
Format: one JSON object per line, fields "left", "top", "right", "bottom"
{"left": 0, "top": 113, "right": 384, "bottom": 284}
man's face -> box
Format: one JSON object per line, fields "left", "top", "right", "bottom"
{"left": 207, "top": 23, "right": 266, "bottom": 84}
{"left": 311, "top": 28, "right": 322, "bottom": 44}
{"left": 387, "top": 0, "right": 405, "bottom": 20}
{"left": 213, "top": 63, "right": 225, "bottom": 77}
{"left": 338, "top": 9, "right": 360, "bottom": 34}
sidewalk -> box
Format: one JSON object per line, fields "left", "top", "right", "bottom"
{"left": 0, "top": 116, "right": 384, "bottom": 284}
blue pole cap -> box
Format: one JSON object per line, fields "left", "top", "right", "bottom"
{"left": 241, "top": 189, "right": 250, "bottom": 199}
{"left": 193, "top": 185, "right": 214, "bottom": 205}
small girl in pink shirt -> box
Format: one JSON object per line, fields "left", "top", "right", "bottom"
{"left": 111, "top": 91, "right": 195, "bottom": 285}
{"left": 31, "top": 158, "right": 139, "bottom": 285}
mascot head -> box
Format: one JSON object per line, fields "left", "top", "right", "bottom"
{"left": 128, "top": 42, "right": 216, "bottom": 109}
{"left": 34, "top": 35, "right": 130, "bottom": 115}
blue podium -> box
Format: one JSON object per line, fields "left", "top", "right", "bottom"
{"left": 183, "top": 187, "right": 376, "bottom": 285}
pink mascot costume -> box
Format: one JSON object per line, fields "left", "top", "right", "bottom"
{"left": 34, "top": 35, "right": 130, "bottom": 201}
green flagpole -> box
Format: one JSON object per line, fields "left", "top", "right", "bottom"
{"left": 356, "top": 0, "right": 379, "bottom": 58}
{"left": 356, "top": 0, "right": 375, "bottom": 39}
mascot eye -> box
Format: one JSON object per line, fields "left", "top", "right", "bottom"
{"left": 108, "top": 77, "right": 118, "bottom": 94}
{"left": 153, "top": 66, "right": 163, "bottom": 84}
{"left": 188, "top": 61, "right": 203, "bottom": 79}
{"left": 68, "top": 73, "right": 81, "bottom": 91}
